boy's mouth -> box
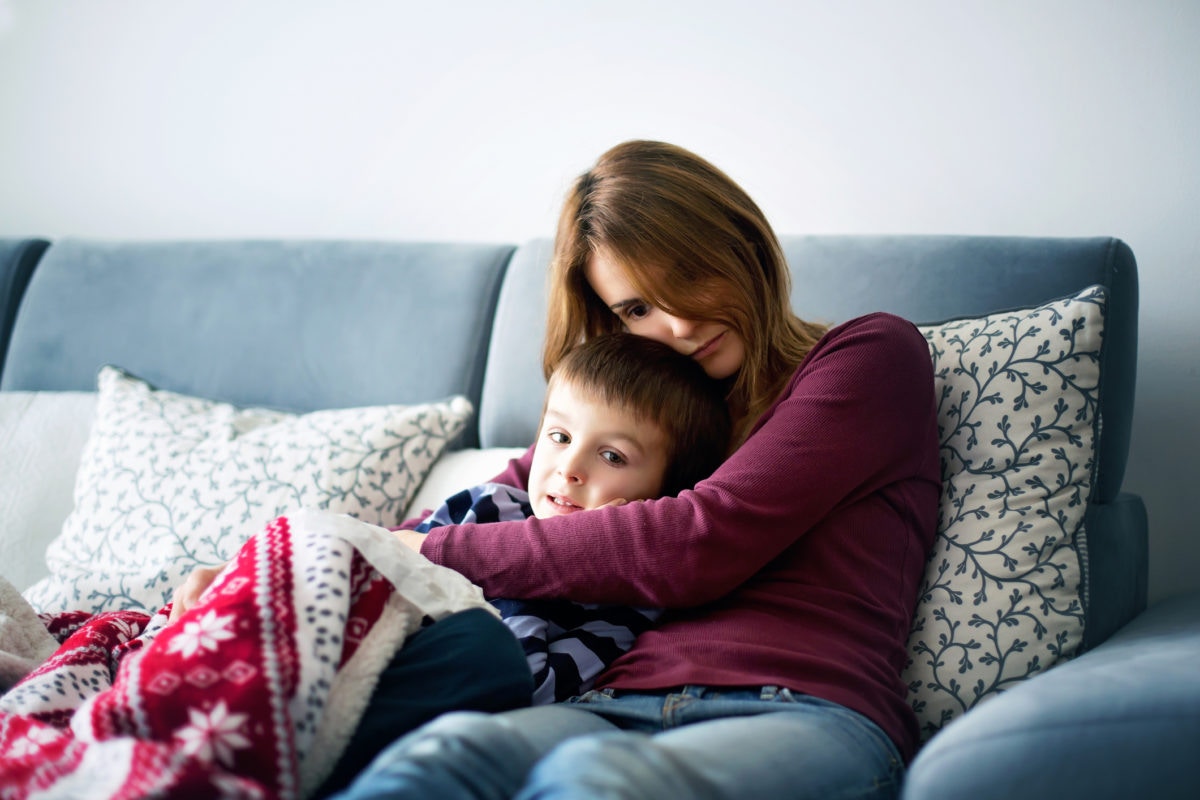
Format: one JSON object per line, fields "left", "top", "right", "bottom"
{"left": 547, "top": 494, "right": 582, "bottom": 513}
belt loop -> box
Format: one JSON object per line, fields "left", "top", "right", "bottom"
{"left": 760, "top": 685, "right": 779, "bottom": 701}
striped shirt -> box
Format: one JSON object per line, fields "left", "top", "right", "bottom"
{"left": 416, "top": 482, "right": 661, "bottom": 705}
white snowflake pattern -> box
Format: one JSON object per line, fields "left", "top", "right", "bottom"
{"left": 109, "top": 617, "right": 141, "bottom": 644}
{"left": 9, "top": 725, "right": 61, "bottom": 758}
{"left": 174, "top": 701, "right": 252, "bottom": 767}
{"left": 166, "top": 609, "right": 237, "bottom": 658}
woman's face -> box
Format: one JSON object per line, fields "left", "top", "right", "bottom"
{"left": 585, "top": 249, "right": 746, "bottom": 380}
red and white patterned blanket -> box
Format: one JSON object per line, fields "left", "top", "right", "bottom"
{"left": 0, "top": 510, "right": 491, "bottom": 799}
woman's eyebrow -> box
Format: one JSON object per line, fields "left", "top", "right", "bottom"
{"left": 608, "top": 299, "right": 641, "bottom": 312}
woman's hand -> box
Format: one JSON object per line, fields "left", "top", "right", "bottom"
{"left": 167, "top": 562, "right": 227, "bottom": 623}
{"left": 394, "top": 529, "right": 427, "bottom": 553}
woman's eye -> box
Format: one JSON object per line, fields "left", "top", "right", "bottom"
{"left": 548, "top": 431, "right": 570, "bottom": 444}
{"left": 624, "top": 303, "right": 650, "bottom": 321}
{"left": 600, "top": 450, "right": 626, "bottom": 466}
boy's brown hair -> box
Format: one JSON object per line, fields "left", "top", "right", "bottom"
{"left": 548, "top": 332, "right": 731, "bottom": 497}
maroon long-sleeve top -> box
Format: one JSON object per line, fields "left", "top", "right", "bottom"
{"left": 420, "top": 312, "right": 941, "bottom": 760}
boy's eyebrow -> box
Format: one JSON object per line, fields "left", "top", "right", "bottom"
{"left": 598, "top": 433, "right": 649, "bottom": 461}
{"left": 543, "top": 404, "right": 652, "bottom": 457}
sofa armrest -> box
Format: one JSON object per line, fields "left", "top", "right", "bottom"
{"left": 0, "top": 239, "right": 49, "bottom": 381}
{"left": 0, "top": 390, "right": 97, "bottom": 591}
{"left": 902, "top": 592, "right": 1200, "bottom": 800}
{"left": 1082, "top": 492, "right": 1149, "bottom": 650}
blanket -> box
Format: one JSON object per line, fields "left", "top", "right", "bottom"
{"left": 0, "top": 575, "right": 58, "bottom": 691}
{"left": 0, "top": 510, "right": 493, "bottom": 799}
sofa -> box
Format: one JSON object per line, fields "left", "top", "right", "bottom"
{"left": 0, "top": 234, "right": 1195, "bottom": 798}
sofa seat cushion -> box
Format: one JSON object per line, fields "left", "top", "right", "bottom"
{"left": 23, "top": 367, "right": 472, "bottom": 615}
{"left": 901, "top": 592, "right": 1200, "bottom": 800}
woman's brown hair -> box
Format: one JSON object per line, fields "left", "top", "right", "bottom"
{"left": 544, "top": 140, "right": 828, "bottom": 442}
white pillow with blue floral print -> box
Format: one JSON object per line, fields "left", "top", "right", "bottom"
{"left": 23, "top": 366, "right": 472, "bottom": 615}
{"left": 903, "top": 285, "right": 1106, "bottom": 740}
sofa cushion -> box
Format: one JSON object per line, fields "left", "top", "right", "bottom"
{"left": 903, "top": 286, "right": 1105, "bottom": 739}
{"left": 0, "top": 239, "right": 513, "bottom": 448}
{"left": 22, "top": 367, "right": 472, "bottom": 615}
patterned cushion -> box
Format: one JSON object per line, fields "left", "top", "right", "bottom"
{"left": 23, "top": 367, "right": 472, "bottom": 615}
{"left": 903, "top": 286, "right": 1106, "bottom": 739}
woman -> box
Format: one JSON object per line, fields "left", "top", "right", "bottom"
{"left": 332, "top": 140, "right": 943, "bottom": 799}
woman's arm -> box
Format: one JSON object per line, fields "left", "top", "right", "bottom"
{"left": 421, "top": 313, "right": 940, "bottom": 609}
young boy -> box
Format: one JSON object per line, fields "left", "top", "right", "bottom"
{"left": 412, "top": 331, "right": 732, "bottom": 705}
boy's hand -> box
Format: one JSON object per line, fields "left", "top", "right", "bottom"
{"left": 598, "top": 498, "right": 629, "bottom": 509}
{"left": 168, "top": 562, "right": 226, "bottom": 623}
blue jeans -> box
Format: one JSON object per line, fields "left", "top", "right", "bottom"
{"left": 332, "top": 685, "right": 904, "bottom": 800}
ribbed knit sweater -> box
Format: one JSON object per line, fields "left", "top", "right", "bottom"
{"left": 420, "top": 312, "right": 941, "bottom": 760}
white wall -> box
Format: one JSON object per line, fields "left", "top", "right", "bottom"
{"left": 2, "top": 0, "right": 1197, "bottom": 604}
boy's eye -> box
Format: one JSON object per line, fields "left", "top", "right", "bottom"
{"left": 548, "top": 431, "right": 570, "bottom": 444}
{"left": 600, "top": 450, "right": 626, "bottom": 466}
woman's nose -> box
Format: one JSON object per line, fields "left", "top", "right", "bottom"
{"left": 664, "top": 313, "right": 698, "bottom": 339}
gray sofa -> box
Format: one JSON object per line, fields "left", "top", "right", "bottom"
{"left": 0, "top": 235, "right": 1195, "bottom": 798}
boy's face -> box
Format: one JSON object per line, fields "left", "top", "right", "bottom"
{"left": 527, "top": 377, "right": 669, "bottom": 519}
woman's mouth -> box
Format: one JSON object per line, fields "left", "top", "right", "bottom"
{"left": 691, "top": 331, "right": 725, "bottom": 360}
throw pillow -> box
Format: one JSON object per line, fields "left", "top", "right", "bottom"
{"left": 23, "top": 367, "right": 472, "bottom": 615}
{"left": 904, "top": 285, "right": 1106, "bottom": 739}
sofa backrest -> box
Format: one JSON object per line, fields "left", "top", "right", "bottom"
{"left": 4, "top": 234, "right": 1138, "bottom": 494}
{"left": 481, "top": 236, "right": 1137, "bottom": 499}
{"left": 0, "top": 239, "right": 514, "bottom": 448}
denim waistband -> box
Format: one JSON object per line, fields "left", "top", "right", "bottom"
{"left": 606, "top": 685, "right": 794, "bottom": 702}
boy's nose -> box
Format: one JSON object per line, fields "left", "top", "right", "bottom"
{"left": 558, "top": 453, "right": 585, "bottom": 484}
